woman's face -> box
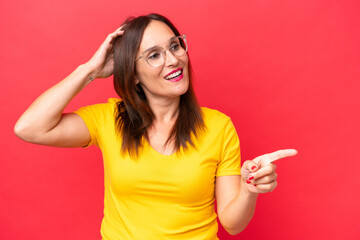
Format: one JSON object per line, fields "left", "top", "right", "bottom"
{"left": 135, "top": 20, "right": 189, "bottom": 101}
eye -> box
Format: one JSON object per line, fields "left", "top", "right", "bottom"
{"left": 170, "top": 43, "right": 180, "bottom": 51}
{"left": 148, "top": 52, "right": 161, "bottom": 60}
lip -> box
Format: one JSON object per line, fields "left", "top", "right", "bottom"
{"left": 164, "top": 67, "right": 183, "bottom": 79}
{"left": 167, "top": 72, "right": 183, "bottom": 82}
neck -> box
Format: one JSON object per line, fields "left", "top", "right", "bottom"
{"left": 147, "top": 96, "right": 180, "bottom": 123}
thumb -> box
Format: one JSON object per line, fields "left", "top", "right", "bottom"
{"left": 241, "top": 160, "right": 259, "bottom": 175}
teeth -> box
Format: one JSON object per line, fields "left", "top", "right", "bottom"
{"left": 165, "top": 70, "right": 182, "bottom": 80}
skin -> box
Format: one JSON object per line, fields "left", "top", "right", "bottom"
{"left": 135, "top": 20, "right": 190, "bottom": 101}
{"left": 216, "top": 149, "right": 298, "bottom": 235}
{"left": 134, "top": 20, "right": 190, "bottom": 155}
{"left": 13, "top": 26, "right": 126, "bottom": 148}
{"left": 14, "top": 20, "right": 298, "bottom": 235}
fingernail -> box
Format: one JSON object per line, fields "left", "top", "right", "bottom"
{"left": 251, "top": 166, "right": 257, "bottom": 171}
{"left": 248, "top": 176, "right": 254, "bottom": 180}
{"left": 254, "top": 184, "right": 257, "bottom": 187}
{"left": 246, "top": 180, "right": 251, "bottom": 184}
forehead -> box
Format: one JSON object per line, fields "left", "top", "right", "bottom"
{"left": 139, "top": 20, "right": 176, "bottom": 51}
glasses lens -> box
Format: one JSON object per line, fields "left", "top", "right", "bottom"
{"left": 146, "top": 48, "right": 163, "bottom": 67}
{"left": 170, "top": 36, "right": 187, "bottom": 57}
{"left": 146, "top": 35, "right": 188, "bottom": 67}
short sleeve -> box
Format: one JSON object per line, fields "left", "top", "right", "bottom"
{"left": 216, "top": 119, "right": 241, "bottom": 177}
{"left": 73, "top": 105, "right": 100, "bottom": 148}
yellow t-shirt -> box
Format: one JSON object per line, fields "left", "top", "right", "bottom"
{"left": 73, "top": 98, "right": 241, "bottom": 240}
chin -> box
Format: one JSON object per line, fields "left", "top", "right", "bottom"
{"left": 174, "top": 77, "right": 189, "bottom": 96}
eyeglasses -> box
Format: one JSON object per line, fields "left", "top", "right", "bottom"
{"left": 135, "top": 35, "right": 188, "bottom": 68}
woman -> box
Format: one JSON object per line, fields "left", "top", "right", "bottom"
{"left": 14, "top": 13, "right": 297, "bottom": 239}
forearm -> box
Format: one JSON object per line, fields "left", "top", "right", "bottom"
{"left": 219, "top": 181, "right": 258, "bottom": 235}
{"left": 14, "top": 63, "right": 94, "bottom": 139}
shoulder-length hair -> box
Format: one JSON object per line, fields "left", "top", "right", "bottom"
{"left": 113, "top": 13, "right": 205, "bottom": 156}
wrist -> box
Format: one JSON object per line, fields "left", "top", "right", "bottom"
{"left": 80, "top": 63, "right": 97, "bottom": 82}
{"left": 240, "top": 179, "right": 259, "bottom": 198}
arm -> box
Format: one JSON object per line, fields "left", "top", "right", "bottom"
{"left": 14, "top": 26, "right": 125, "bottom": 147}
{"left": 216, "top": 175, "right": 258, "bottom": 235}
{"left": 216, "top": 149, "right": 298, "bottom": 235}
{"left": 14, "top": 64, "right": 94, "bottom": 147}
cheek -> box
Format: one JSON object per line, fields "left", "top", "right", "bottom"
{"left": 136, "top": 64, "right": 159, "bottom": 83}
{"left": 183, "top": 56, "right": 189, "bottom": 72}
{"left": 183, "top": 54, "right": 189, "bottom": 64}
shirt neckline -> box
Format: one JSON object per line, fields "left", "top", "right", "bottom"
{"left": 144, "top": 139, "right": 179, "bottom": 159}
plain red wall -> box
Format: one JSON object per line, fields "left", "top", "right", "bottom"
{"left": 1, "top": 0, "right": 359, "bottom": 239}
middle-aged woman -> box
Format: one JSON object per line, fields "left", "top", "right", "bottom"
{"left": 14, "top": 13, "right": 297, "bottom": 239}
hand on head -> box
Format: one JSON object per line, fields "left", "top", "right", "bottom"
{"left": 85, "top": 24, "right": 126, "bottom": 80}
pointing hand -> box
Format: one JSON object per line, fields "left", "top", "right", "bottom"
{"left": 240, "top": 149, "right": 298, "bottom": 194}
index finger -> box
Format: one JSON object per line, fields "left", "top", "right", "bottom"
{"left": 264, "top": 149, "right": 298, "bottom": 165}
{"left": 117, "top": 24, "right": 126, "bottom": 31}
{"left": 108, "top": 25, "right": 126, "bottom": 42}
{"left": 252, "top": 149, "right": 298, "bottom": 167}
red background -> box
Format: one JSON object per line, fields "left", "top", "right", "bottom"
{"left": 1, "top": 0, "right": 359, "bottom": 239}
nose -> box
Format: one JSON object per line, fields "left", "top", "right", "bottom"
{"left": 164, "top": 49, "right": 179, "bottom": 66}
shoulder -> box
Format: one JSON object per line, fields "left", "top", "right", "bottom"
{"left": 201, "top": 107, "right": 232, "bottom": 127}
{"left": 86, "top": 97, "right": 121, "bottom": 112}
{"left": 200, "top": 107, "right": 235, "bottom": 137}
{"left": 102, "top": 97, "right": 121, "bottom": 107}
{"left": 73, "top": 98, "right": 122, "bottom": 120}
{"left": 196, "top": 107, "right": 239, "bottom": 149}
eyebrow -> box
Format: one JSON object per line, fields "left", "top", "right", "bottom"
{"left": 142, "top": 36, "right": 179, "bottom": 53}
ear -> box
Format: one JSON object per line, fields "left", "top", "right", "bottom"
{"left": 134, "top": 78, "right": 141, "bottom": 92}
{"left": 134, "top": 73, "right": 140, "bottom": 85}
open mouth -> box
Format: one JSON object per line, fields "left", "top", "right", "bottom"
{"left": 164, "top": 68, "right": 183, "bottom": 81}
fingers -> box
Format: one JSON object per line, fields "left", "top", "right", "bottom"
{"left": 116, "top": 24, "right": 126, "bottom": 31}
{"left": 266, "top": 149, "right": 298, "bottom": 164}
{"left": 250, "top": 163, "right": 276, "bottom": 179}
{"left": 112, "top": 25, "right": 126, "bottom": 37}
{"left": 105, "top": 25, "right": 126, "bottom": 44}
{"left": 241, "top": 149, "right": 298, "bottom": 194}
{"left": 108, "top": 29, "right": 124, "bottom": 42}
{"left": 253, "top": 170, "right": 277, "bottom": 185}
{"left": 241, "top": 160, "right": 260, "bottom": 183}
{"left": 243, "top": 159, "right": 259, "bottom": 173}
{"left": 252, "top": 149, "right": 298, "bottom": 166}
{"left": 254, "top": 180, "right": 278, "bottom": 193}
{"left": 245, "top": 163, "right": 276, "bottom": 187}
{"left": 246, "top": 167, "right": 277, "bottom": 193}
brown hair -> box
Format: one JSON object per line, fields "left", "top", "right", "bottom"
{"left": 113, "top": 13, "right": 205, "bottom": 156}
